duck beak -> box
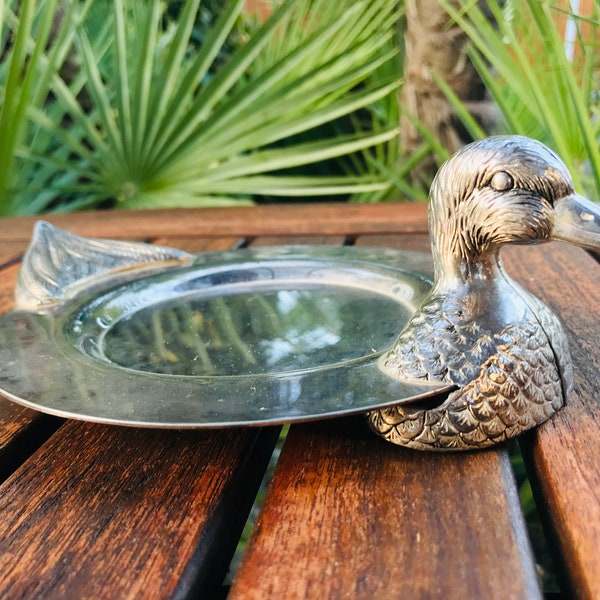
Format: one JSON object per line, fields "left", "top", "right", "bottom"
{"left": 552, "top": 193, "right": 600, "bottom": 250}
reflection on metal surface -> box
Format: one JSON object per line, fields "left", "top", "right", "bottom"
{"left": 2, "top": 137, "right": 593, "bottom": 451}
{"left": 100, "top": 287, "right": 404, "bottom": 376}
{"left": 369, "top": 136, "right": 600, "bottom": 450}
{"left": 0, "top": 242, "right": 451, "bottom": 427}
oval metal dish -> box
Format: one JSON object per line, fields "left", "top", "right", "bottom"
{"left": 0, "top": 226, "right": 450, "bottom": 427}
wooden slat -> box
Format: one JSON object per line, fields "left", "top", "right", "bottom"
{"left": 0, "top": 262, "right": 18, "bottom": 313}
{"left": 0, "top": 421, "right": 279, "bottom": 599}
{"left": 0, "top": 203, "right": 428, "bottom": 242}
{"left": 0, "top": 402, "right": 62, "bottom": 483}
{"left": 0, "top": 231, "right": 279, "bottom": 597}
{"left": 0, "top": 236, "right": 246, "bottom": 483}
{"left": 151, "top": 236, "right": 243, "bottom": 252}
{"left": 504, "top": 243, "right": 600, "bottom": 599}
{"left": 230, "top": 231, "right": 542, "bottom": 599}
{"left": 0, "top": 242, "right": 27, "bottom": 265}
{"left": 353, "top": 232, "right": 431, "bottom": 253}
{"left": 0, "top": 262, "right": 63, "bottom": 480}
{"left": 0, "top": 205, "right": 597, "bottom": 598}
{"left": 0, "top": 402, "right": 44, "bottom": 457}
{"left": 249, "top": 235, "right": 345, "bottom": 246}
{"left": 229, "top": 417, "right": 541, "bottom": 600}
{"left": 358, "top": 234, "right": 600, "bottom": 597}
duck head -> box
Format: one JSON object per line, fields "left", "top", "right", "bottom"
{"left": 370, "top": 136, "right": 600, "bottom": 450}
{"left": 429, "top": 135, "right": 600, "bottom": 285}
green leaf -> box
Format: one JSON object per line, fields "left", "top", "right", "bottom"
{"left": 0, "top": 0, "right": 65, "bottom": 214}
{"left": 8, "top": 0, "right": 403, "bottom": 212}
{"left": 433, "top": 71, "right": 486, "bottom": 141}
{"left": 444, "top": 0, "right": 600, "bottom": 199}
{"left": 142, "top": 0, "right": 241, "bottom": 164}
{"left": 145, "top": 0, "right": 291, "bottom": 169}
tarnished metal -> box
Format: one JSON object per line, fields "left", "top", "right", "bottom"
{"left": 1, "top": 135, "right": 597, "bottom": 451}
{"left": 369, "top": 136, "right": 600, "bottom": 450}
{"left": 0, "top": 238, "right": 452, "bottom": 427}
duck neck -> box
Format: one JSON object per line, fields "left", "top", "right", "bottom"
{"left": 429, "top": 239, "right": 536, "bottom": 337}
{"left": 432, "top": 246, "right": 506, "bottom": 293}
{"left": 429, "top": 202, "right": 509, "bottom": 292}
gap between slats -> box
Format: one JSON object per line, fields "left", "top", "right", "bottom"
{"left": 0, "top": 225, "right": 567, "bottom": 598}
{"left": 505, "top": 243, "right": 600, "bottom": 600}
{"left": 228, "top": 233, "right": 542, "bottom": 599}
{"left": 0, "top": 233, "right": 281, "bottom": 599}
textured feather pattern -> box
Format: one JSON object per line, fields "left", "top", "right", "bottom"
{"left": 16, "top": 221, "right": 192, "bottom": 313}
{"left": 366, "top": 136, "right": 586, "bottom": 450}
{"left": 368, "top": 292, "right": 569, "bottom": 450}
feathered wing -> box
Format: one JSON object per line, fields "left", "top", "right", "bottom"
{"left": 370, "top": 299, "right": 565, "bottom": 450}
{"left": 16, "top": 222, "right": 191, "bottom": 312}
{"left": 514, "top": 286, "right": 574, "bottom": 401}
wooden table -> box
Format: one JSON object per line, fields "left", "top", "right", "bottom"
{"left": 0, "top": 203, "right": 599, "bottom": 599}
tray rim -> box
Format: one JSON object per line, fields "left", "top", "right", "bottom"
{"left": 0, "top": 244, "right": 452, "bottom": 428}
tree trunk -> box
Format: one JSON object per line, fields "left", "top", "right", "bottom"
{"left": 399, "top": 0, "right": 488, "bottom": 184}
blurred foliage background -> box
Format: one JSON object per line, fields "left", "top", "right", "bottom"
{"left": 0, "top": 0, "right": 402, "bottom": 214}
{"left": 0, "top": 0, "right": 598, "bottom": 215}
{"left": 2, "top": 0, "right": 597, "bottom": 592}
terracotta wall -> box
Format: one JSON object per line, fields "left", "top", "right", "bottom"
{"left": 243, "top": 0, "right": 273, "bottom": 22}
{"left": 241, "top": 0, "right": 597, "bottom": 60}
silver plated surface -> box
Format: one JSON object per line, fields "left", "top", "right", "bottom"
{"left": 3, "top": 135, "right": 598, "bottom": 450}
{"left": 369, "top": 136, "right": 600, "bottom": 450}
{"left": 0, "top": 234, "right": 450, "bottom": 427}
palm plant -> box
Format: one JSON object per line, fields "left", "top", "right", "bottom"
{"left": 2, "top": 0, "right": 402, "bottom": 215}
{"left": 438, "top": 0, "right": 600, "bottom": 199}
{"left": 0, "top": 0, "right": 92, "bottom": 215}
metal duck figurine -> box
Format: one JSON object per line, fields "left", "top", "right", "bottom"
{"left": 368, "top": 135, "right": 600, "bottom": 451}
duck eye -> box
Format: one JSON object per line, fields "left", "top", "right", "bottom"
{"left": 490, "top": 171, "right": 513, "bottom": 191}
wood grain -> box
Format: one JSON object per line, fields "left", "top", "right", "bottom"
{"left": 230, "top": 230, "right": 542, "bottom": 600}
{"left": 0, "top": 236, "right": 243, "bottom": 483}
{"left": 0, "top": 262, "right": 18, "bottom": 313}
{"left": 0, "top": 230, "right": 275, "bottom": 598}
{"left": 0, "top": 402, "right": 62, "bottom": 483}
{"left": 0, "top": 203, "right": 428, "bottom": 242}
{"left": 229, "top": 418, "right": 541, "bottom": 600}
{"left": 0, "top": 421, "right": 279, "bottom": 599}
{"left": 150, "top": 236, "right": 243, "bottom": 252}
{"left": 0, "top": 204, "right": 598, "bottom": 598}
{"left": 504, "top": 243, "right": 600, "bottom": 599}
{"left": 354, "top": 232, "right": 431, "bottom": 253}
{"left": 249, "top": 235, "right": 345, "bottom": 247}
{"left": 0, "top": 241, "right": 27, "bottom": 265}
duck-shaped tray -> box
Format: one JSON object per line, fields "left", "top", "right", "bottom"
{"left": 1, "top": 136, "right": 599, "bottom": 451}
{"left": 0, "top": 223, "right": 450, "bottom": 428}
